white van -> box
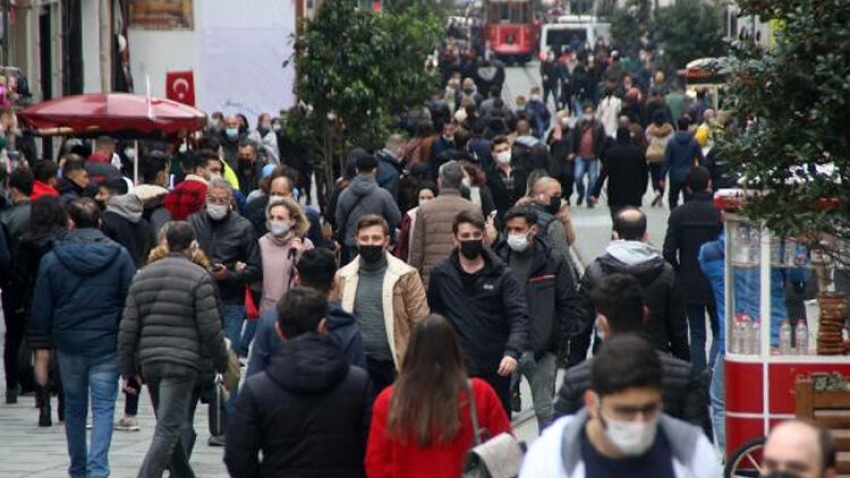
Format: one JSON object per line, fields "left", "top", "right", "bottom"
{"left": 539, "top": 16, "right": 611, "bottom": 58}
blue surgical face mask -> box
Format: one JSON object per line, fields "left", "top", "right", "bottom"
{"left": 225, "top": 127, "right": 238, "bottom": 139}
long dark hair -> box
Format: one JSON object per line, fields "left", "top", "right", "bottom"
{"left": 388, "top": 314, "right": 469, "bottom": 446}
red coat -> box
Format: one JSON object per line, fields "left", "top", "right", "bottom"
{"left": 164, "top": 177, "right": 208, "bottom": 221}
{"left": 30, "top": 181, "right": 60, "bottom": 201}
{"left": 365, "top": 378, "right": 512, "bottom": 478}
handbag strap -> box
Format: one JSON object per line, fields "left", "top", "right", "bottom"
{"left": 467, "top": 380, "right": 483, "bottom": 446}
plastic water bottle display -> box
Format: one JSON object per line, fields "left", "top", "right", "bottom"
{"left": 779, "top": 320, "right": 792, "bottom": 355}
{"left": 748, "top": 227, "right": 761, "bottom": 263}
{"left": 735, "top": 224, "right": 751, "bottom": 263}
{"left": 748, "top": 319, "right": 761, "bottom": 355}
{"left": 796, "top": 320, "right": 808, "bottom": 355}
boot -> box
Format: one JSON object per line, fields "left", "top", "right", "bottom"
{"left": 37, "top": 386, "right": 52, "bottom": 427}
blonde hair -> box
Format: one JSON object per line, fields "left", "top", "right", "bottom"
{"left": 266, "top": 197, "right": 310, "bottom": 237}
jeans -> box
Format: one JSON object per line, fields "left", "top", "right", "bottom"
{"left": 573, "top": 157, "right": 599, "bottom": 204}
{"left": 139, "top": 365, "right": 198, "bottom": 478}
{"left": 365, "top": 357, "right": 397, "bottom": 394}
{"left": 710, "top": 356, "right": 725, "bottom": 454}
{"left": 687, "top": 302, "right": 720, "bottom": 373}
{"left": 543, "top": 84, "right": 558, "bottom": 110}
{"left": 57, "top": 350, "right": 120, "bottom": 478}
{"left": 648, "top": 162, "right": 665, "bottom": 194}
{"left": 221, "top": 303, "right": 244, "bottom": 418}
{"left": 668, "top": 181, "right": 688, "bottom": 209}
{"left": 514, "top": 351, "right": 556, "bottom": 431}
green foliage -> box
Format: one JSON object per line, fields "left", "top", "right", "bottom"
{"left": 720, "top": 1, "right": 850, "bottom": 253}
{"left": 610, "top": 0, "right": 650, "bottom": 54}
{"left": 289, "top": 0, "right": 441, "bottom": 188}
{"left": 655, "top": 0, "right": 725, "bottom": 69}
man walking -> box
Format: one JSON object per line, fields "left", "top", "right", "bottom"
{"left": 29, "top": 198, "right": 135, "bottom": 478}
{"left": 663, "top": 116, "right": 705, "bottom": 208}
{"left": 495, "top": 207, "right": 588, "bottom": 430}
{"left": 119, "top": 221, "right": 229, "bottom": 478}
{"left": 571, "top": 207, "right": 689, "bottom": 364}
{"left": 663, "top": 167, "right": 722, "bottom": 373}
{"left": 333, "top": 215, "right": 429, "bottom": 392}
{"left": 409, "top": 160, "right": 480, "bottom": 287}
{"left": 427, "top": 210, "right": 529, "bottom": 414}
{"left": 568, "top": 103, "right": 607, "bottom": 208}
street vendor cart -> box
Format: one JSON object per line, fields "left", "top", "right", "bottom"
{"left": 716, "top": 190, "right": 850, "bottom": 477}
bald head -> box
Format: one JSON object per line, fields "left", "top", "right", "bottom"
{"left": 763, "top": 420, "right": 836, "bottom": 478}
{"left": 613, "top": 207, "right": 647, "bottom": 242}
{"left": 532, "top": 177, "right": 562, "bottom": 209}
{"left": 270, "top": 176, "right": 293, "bottom": 198}
{"left": 532, "top": 177, "right": 560, "bottom": 197}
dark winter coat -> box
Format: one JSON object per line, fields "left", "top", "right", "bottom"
{"left": 102, "top": 194, "right": 156, "bottom": 268}
{"left": 663, "top": 132, "right": 705, "bottom": 184}
{"left": 567, "top": 119, "right": 607, "bottom": 159}
{"left": 427, "top": 249, "right": 529, "bottom": 374}
{"left": 246, "top": 304, "right": 367, "bottom": 378}
{"left": 555, "top": 349, "right": 710, "bottom": 434}
{"left": 334, "top": 175, "right": 401, "bottom": 247}
{"left": 187, "top": 210, "right": 262, "bottom": 303}
{"left": 224, "top": 333, "right": 371, "bottom": 478}
{"left": 118, "top": 253, "right": 229, "bottom": 378}
{"left": 663, "top": 192, "right": 722, "bottom": 305}
{"left": 593, "top": 141, "right": 649, "bottom": 208}
{"left": 29, "top": 228, "right": 135, "bottom": 357}
{"left": 582, "top": 241, "right": 690, "bottom": 361}
{"left": 494, "top": 237, "right": 591, "bottom": 357}
{"left": 375, "top": 149, "right": 403, "bottom": 203}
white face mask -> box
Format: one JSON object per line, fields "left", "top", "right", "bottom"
{"left": 178, "top": 141, "right": 188, "bottom": 154}
{"left": 418, "top": 197, "right": 433, "bottom": 207}
{"left": 507, "top": 233, "right": 530, "bottom": 252}
{"left": 268, "top": 220, "right": 291, "bottom": 237}
{"left": 206, "top": 204, "right": 229, "bottom": 221}
{"left": 124, "top": 148, "right": 136, "bottom": 160}
{"left": 269, "top": 194, "right": 286, "bottom": 203}
{"left": 495, "top": 151, "right": 511, "bottom": 165}
{"left": 601, "top": 410, "right": 658, "bottom": 456}
{"left": 462, "top": 177, "right": 471, "bottom": 189}
{"left": 209, "top": 173, "right": 222, "bottom": 181}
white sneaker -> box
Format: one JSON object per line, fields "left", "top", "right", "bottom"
{"left": 114, "top": 416, "right": 140, "bottom": 432}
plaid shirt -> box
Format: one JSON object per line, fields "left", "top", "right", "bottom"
{"left": 164, "top": 177, "right": 208, "bottom": 221}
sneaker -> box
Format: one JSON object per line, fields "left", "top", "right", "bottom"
{"left": 114, "top": 416, "right": 140, "bottom": 432}
{"left": 576, "top": 196, "right": 584, "bottom": 206}
{"left": 510, "top": 388, "right": 522, "bottom": 413}
{"left": 208, "top": 435, "right": 226, "bottom": 447}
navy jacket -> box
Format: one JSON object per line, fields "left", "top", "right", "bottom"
{"left": 246, "top": 304, "right": 367, "bottom": 378}
{"left": 225, "top": 333, "right": 371, "bottom": 478}
{"left": 663, "top": 132, "right": 705, "bottom": 184}
{"left": 427, "top": 249, "right": 529, "bottom": 374}
{"left": 29, "top": 228, "right": 135, "bottom": 357}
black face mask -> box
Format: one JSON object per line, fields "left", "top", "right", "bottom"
{"left": 761, "top": 472, "right": 805, "bottom": 478}
{"left": 358, "top": 245, "right": 384, "bottom": 264}
{"left": 459, "top": 239, "right": 484, "bottom": 260}
{"left": 548, "top": 196, "right": 562, "bottom": 214}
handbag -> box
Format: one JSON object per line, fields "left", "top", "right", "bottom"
{"left": 207, "top": 374, "right": 229, "bottom": 437}
{"left": 221, "top": 339, "right": 241, "bottom": 393}
{"left": 245, "top": 287, "right": 260, "bottom": 320}
{"left": 462, "top": 382, "right": 526, "bottom": 478}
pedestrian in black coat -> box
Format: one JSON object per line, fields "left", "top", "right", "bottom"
{"left": 591, "top": 126, "right": 649, "bottom": 219}
{"left": 225, "top": 288, "right": 371, "bottom": 478}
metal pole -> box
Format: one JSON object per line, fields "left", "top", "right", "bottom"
{"left": 133, "top": 139, "right": 138, "bottom": 185}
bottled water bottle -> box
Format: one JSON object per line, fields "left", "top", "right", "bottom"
{"left": 779, "top": 320, "right": 792, "bottom": 355}
{"left": 796, "top": 320, "right": 808, "bottom": 355}
{"left": 748, "top": 319, "right": 761, "bottom": 355}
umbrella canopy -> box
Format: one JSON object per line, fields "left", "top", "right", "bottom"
{"left": 18, "top": 93, "right": 207, "bottom": 138}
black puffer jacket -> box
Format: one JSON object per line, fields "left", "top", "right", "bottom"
{"left": 188, "top": 210, "right": 262, "bottom": 302}
{"left": 494, "top": 237, "right": 592, "bottom": 357}
{"left": 579, "top": 241, "right": 689, "bottom": 361}
{"left": 224, "top": 333, "right": 371, "bottom": 478}
{"left": 554, "top": 349, "right": 710, "bottom": 435}
{"left": 118, "top": 253, "right": 229, "bottom": 377}
{"left": 427, "top": 249, "right": 529, "bottom": 374}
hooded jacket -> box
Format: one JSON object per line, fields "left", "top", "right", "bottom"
{"left": 29, "top": 228, "right": 135, "bottom": 357}
{"left": 247, "top": 303, "right": 367, "bottom": 378}
{"left": 662, "top": 132, "right": 705, "bottom": 184}
{"left": 102, "top": 194, "right": 156, "bottom": 268}
{"left": 133, "top": 184, "right": 172, "bottom": 233}
{"left": 334, "top": 175, "right": 401, "bottom": 247}
{"left": 582, "top": 241, "right": 690, "bottom": 361}
{"left": 225, "top": 333, "right": 371, "bottom": 478}
{"left": 427, "top": 249, "right": 529, "bottom": 374}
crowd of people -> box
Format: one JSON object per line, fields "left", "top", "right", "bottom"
{"left": 0, "top": 36, "right": 838, "bottom": 478}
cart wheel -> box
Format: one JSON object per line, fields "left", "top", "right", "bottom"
{"left": 724, "top": 436, "right": 766, "bottom": 478}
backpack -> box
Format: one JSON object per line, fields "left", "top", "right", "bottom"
{"left": 646, "top": 133, "right": 671, "bottom": 163}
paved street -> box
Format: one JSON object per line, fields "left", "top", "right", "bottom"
{"left": 0, "top": 64, "right": 675, "bottom": 476}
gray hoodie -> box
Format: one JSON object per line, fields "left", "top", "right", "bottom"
{"left": 106, "top": 194, "right": 144, "bottom": 223}
{"left": 334, "top": 175, "right": 401, "bottom": 246}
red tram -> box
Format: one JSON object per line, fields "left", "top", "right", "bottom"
{"left": 481, "top": 0, "right": 538, "bottom": 65}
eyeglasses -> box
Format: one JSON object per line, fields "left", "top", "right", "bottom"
{"left": 607, "top": 402, "right": 661, "bottom": 421}
{"left": 206, "top": 196, "right": 230, "bottom": 206}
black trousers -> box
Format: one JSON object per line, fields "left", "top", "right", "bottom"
{"left": 472, "top": 371, "right": 512, "bottom": 418}
{"left": 3, "top": 306, "right": 24, "bottom": 391}
{"left": 366, "top": 357, "right": 397, "bottom": 395}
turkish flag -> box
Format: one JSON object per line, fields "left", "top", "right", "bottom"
{"left": 165, "top": 71, "right": 195, "bottom": 107}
